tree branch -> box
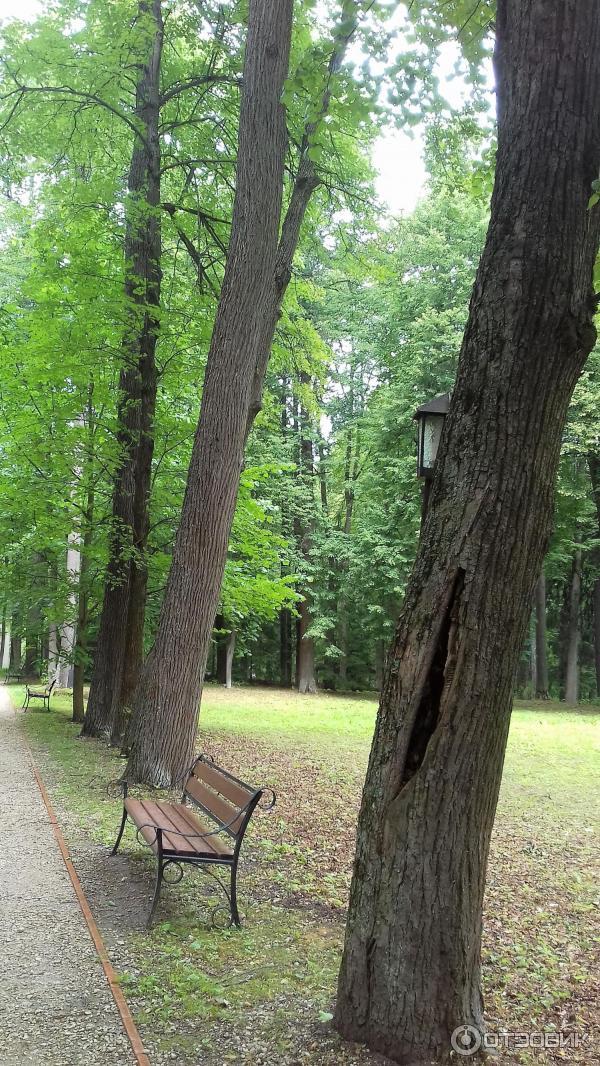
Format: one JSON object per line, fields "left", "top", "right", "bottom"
{"left": 159, "top": 74, "right": 240, "bottom": 106}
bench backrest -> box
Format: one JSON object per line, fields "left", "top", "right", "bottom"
{"left": 184, "top": 756, "right": 263, "bottom": 845}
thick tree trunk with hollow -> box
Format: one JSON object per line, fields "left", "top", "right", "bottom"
{"left": 534, "top": 572, "right": 550, "bottom": 698}
{"left": 83, "top": 0, "right": 162, "bottom": 739}
{"left": 334, "top": 3, "right": 600, "bottom": 1061}
{"left": 124, "top": 0, "right": 294, "bottom": 785}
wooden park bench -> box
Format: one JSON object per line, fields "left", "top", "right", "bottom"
{"left": 111, "top": 754, "right": 275, "bottom": 928}
{"left": 22, "top": 678, "right": 57, "bottom": 711}
{"left": 3, "top": 668, "right": 24, "bottom": 684}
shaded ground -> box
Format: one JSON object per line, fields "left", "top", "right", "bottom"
{"left": 15, "top": 684, "right": 600, "bottom": 1065}
{"left": 0, "top": 688, "right": 135, "bottom": 1066}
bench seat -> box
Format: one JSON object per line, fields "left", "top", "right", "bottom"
{"left": 124, "top": 797, "right": 233, "bottom": 859}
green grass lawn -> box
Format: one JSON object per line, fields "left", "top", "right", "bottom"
{"left": 14, "top": 683, "right": 600, "bottom": 1065}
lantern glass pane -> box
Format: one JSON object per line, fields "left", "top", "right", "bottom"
{"left": 423, "top": 415, "right": 443, "bottom": 471}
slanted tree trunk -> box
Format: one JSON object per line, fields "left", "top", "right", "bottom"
{"left": 535, "top": 572, "right": 550, "bottom": 698}
{"left": 335, "top": 3, "right": 600, "bottom": 1061}
{"left": 564, "top": 550, "right": 582, "bottom": 704}
{"left": 124, "top": 0, "right": 358, "bottom": 784}
{"left": 83, "top": 0, "right": 163, "bottom": 739}
{"left": 124, "top": 0, "right": 295, "bottom": 784}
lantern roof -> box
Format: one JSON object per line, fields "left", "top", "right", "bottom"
{"left": 413, "top": 392, "right": 451, "bottom": 419}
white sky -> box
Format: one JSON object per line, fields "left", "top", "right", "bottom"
{"left": 0, "top": 0, "right": 493, "bottom": 216}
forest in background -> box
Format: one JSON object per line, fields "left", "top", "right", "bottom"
{"left": 1, "top": 0, "right": 599, "bottom": 710}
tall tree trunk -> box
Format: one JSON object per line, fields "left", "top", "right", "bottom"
{"left": 337, "top": 426, "right": 357, "bottom": 686}
{"left": 23, "top": 628, "right": 38, "bottom": 679}
{"left": 593, "top": 578, "right": 600, "bottom": 698}
{"left": 296, "top": 599, "right": 317, "bottom": 694}
{"left": 534, "top": 572, "right": 549, "bottom": 698}
{"left": 564, "top": 550, "right": 582, "bottom": 704}
{"left": 295, "top": 373, "right": 318, "bottom": 693}
{"left": 24, "top": 563, "right": 42, "bottom": 678}
{"left": 335, "top": 3, "right": 600, "bottom": 1062}
{"left": 0, "top": 603, "right": 6, "bottom": 670}
{"left": 215, "top": 614, "right": 235, "bottom": 688}
{"left": 279, "top": 607, "right": 292, "bottom": 686}
{"left": 9, "top": 610, "right": 21, "bottom": 670}
{"left": 72, "top": 521, "right": 93, "bottom": 724}
{"left": 73, "top": 419, "right": 96, "bottom": 725}
{"left": 224, "top": 628, "right": 235, "bottom": 689}
{"left": 124, "top": 0, "right": 295, "bottom": 785}
{"left": 83, "top": 0, "right": 163, "bottom": 739}
{"left": 124, "top": 0, "right": 357, "bottom": 784}
{"left": 374, "top": 638, "right": 385, "bottom": 692}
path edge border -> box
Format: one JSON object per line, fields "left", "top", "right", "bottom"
{"left": 25, "top": 741, "right": 152, "bottom": 1066}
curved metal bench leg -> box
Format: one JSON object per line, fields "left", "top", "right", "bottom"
{"left": 22, "top": 693, "right": 29, "bottom": 710}
{"left": 111, "top": 808, "right": 128, "bottom": 855}
{"left": 147, "top": 860, "right": 164, "bottom": 929}
{"left": 230, "top": 863, "right": 241, "bottom": 928}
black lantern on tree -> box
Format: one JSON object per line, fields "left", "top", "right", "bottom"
{"left": 414, "top": 392, "right": 450, "bottom": 517}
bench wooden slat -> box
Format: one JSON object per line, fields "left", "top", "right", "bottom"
{"left": 125, "top": 799, "right": 233, "bottom": 858}
{"left": 191, "top": 760, "right": 254, "bottom": 811}
{"left": 184, "top": 776, "right": 245, "bottom": 836}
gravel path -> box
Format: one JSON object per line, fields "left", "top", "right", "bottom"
{"left": 0, "top": 689, "right": 137, "bottom": 1065}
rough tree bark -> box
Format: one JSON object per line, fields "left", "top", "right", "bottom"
{"left": 124, "top": 0, "right": 295, "bottom": 784}
{"left": 534, "top": 572, "right": 550, "bottom": 698}
{"left": 82, "top": 0, "right": 162, "bottom": 739}
{"left": 564, "top": 549, "right": 582, "bottom": 705}
{"left": 334, "top": 2, "right": 600, "bottom": 1062}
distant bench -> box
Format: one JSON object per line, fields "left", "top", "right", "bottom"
{"left": 3, "top": 669, "right": 24, "bottom": 685}
{"left": 112, "top": 754, "right": 275, "bottom": 928}
{"left": 23, "top": 679, "right": 57, "bottom": 711}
